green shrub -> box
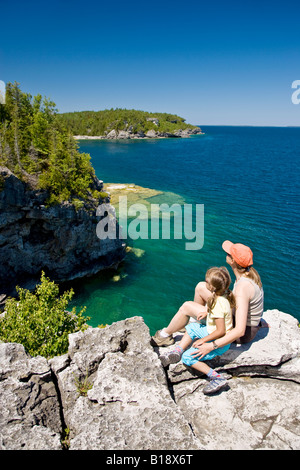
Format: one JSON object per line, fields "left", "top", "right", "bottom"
{"left": 0, "top": 272, "right": 90, "bottom": 358}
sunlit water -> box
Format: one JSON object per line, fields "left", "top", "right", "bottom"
{"left": 69, "top": 126, "right": 300, "bottom": 333}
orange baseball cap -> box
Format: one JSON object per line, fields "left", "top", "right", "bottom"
{"left": 222, "top": 240, "right": 253, "bottom": 268}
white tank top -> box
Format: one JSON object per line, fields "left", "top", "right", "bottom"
{"left": 234, "top": 277, "right": 264, "bottom": 327}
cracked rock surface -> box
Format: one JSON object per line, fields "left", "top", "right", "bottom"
{"left": 0, "top": 311, "right": 300, "bottom": 450}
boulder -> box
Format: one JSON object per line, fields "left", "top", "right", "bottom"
{"left": 117, "top": 130, "right": 131, "bottom": 139}
{"left": 106, "top": 129, "right": 118, "bottom": 139}
{"left": 145, "top": 129, "right": 159, "bottom": 138}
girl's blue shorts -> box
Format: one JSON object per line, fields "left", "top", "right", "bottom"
{"left": 181, "top": 322, "right": 231, "bottom": 367}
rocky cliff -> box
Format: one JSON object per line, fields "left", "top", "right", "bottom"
{"left": 0, "top": 310, "right": 299, "bottom": 450}
{"left": 0, "top": 167, "right": 125, "bottom": 298}
{"left": 74, "top": 127, "right": 203, "bottom": 140}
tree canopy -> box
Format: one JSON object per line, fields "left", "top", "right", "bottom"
{"left": 57, "top": 108, "right": 198, "bottom": 136}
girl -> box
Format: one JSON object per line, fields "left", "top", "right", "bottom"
{"left": 159, "top": 266, "right": 235, "bottom": 395}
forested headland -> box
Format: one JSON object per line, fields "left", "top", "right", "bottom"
{"left": 57, "top": 108, "right": 201, "bottom": 137}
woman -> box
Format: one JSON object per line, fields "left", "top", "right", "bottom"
{"left": 151, "top": 240, "right": 264, "bottom": 356}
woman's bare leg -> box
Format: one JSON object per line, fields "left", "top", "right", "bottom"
{"left": 194, "top": 281, "right": 211, "bottom": 305}
{"left": 178, "top": 332, "right": 194, "bottom": 350}
{"left": 164, "top": 282, "right": 211, "bottom": 335}
{"left": 151, "top": 282, "right": 212, "bottom": 346}
{"left": 164, "top": 301, "right": 203, "bottom": 335}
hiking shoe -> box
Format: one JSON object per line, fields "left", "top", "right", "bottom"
{"left": 202, "top": 374, "right": 228, "bottom": 395}
{"left": 160, "top": 349, "right": 182, "bottom": 367}
{"left": 151, "top": 330, "right": 175, "bottom": 347}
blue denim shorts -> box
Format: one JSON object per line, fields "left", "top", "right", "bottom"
{"left": 181, "top": 322, "right": 231, "bottom": 367}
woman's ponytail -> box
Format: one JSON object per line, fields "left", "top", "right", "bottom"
{"left": 237, "top": 265, "right": 262, "bottom": 288}
{"left": 226, "top": 288, "right": 236, "bottom": 309}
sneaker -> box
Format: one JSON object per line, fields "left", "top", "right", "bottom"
{"left": 202, "top": 374, "right": 228, "bottom": 395}
{"left": 160, "top": 349, "right": 182, "bottom": 367}
{"left": 151, "top": 330, "right": 175, "bottom": 347}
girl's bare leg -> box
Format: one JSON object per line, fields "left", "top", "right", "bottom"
{"left": 191, "top": 361, "right": 211, "bottom": 375}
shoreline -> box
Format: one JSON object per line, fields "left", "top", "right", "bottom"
{"left": 74, "top": 127, "right": 204, "bottom": 141}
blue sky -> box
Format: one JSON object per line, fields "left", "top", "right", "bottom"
{"left": 1, "top": 0, "right": 300, "bottom": 125}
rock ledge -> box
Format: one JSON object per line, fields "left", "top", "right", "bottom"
{"left": 0, "top": 310, "right": 299, "bottom": 450}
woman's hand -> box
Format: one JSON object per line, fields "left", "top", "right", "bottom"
{"left": 191, "top": 341, "right": 214, "bottom": 359}
{"left": 192, "top": 338, "right": 205, "bottom": 348}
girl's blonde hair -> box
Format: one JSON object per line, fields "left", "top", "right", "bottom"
{"left": 206, "top": 266, "right": 236, "bottom": 312}
{"left": 233, "top": 263, "right": 263, "bottom": 288}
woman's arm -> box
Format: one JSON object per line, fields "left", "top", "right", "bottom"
{"left": 193, "top": 317, "right": 225, "bottom": 348}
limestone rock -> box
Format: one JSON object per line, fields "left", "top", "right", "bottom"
{"left": 106, "top": 129, "right": 118, "bottom": 139}
{"left": 0, "top": 311, "right": 299, "bottom": 450}
{"left": 117, "top": 130, "right": 131, "bottom": 139}
{"left": 145, "top": 129, "right": 158, "bottom": 138}
{"left": 173, "top": 377, "right": 300, "bottom": 450}
{"left": 0, "top": 343, "right": 62, "bottom": 450}
{"left": 161, "top": 310, "right": 300, "bottom": 384}
{"left": 157, "top": 309, "right": 300, "bottom": 450}
{"left": 55, "top": 317, "right": 202, "bottom": 450}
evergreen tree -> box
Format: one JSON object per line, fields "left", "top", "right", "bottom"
{"left": 0, "top": 82, "right": 97, "bottom": 205}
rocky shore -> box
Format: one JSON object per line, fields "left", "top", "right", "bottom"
{"left": 0, "top": 167, "right": 126, "bottom": 298}
{"left": 1, "top": 309, "right": 299, "bottom": 450}
{"left": 74, "top": 127, "right": 204, "bottom": 140}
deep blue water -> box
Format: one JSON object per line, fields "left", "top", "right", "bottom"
{"left": 72, "top": 127, "right": 300, "bottom": 333}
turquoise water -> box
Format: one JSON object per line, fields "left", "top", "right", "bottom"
{"left": 70, "top": 126, "right": 300, "bottom": 333}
